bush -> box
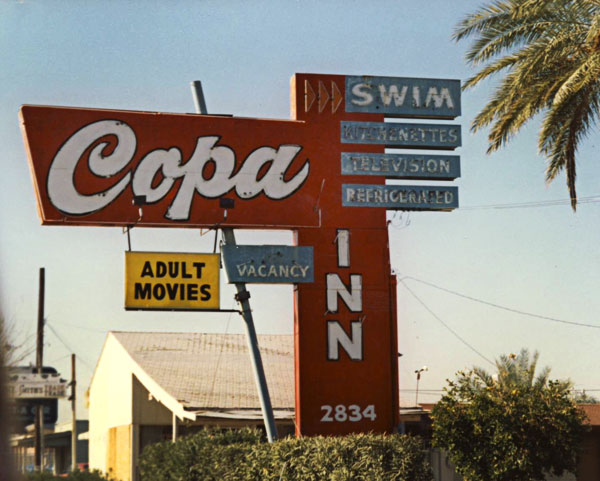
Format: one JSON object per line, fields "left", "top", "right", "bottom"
{"left": 139, "top": 428, "right": 432, "bottom": 481}
{"left": 139, "top": 427, "right": 263, "bottom": 481}
{"left": 432, "top": 351, "right": 589, "bottom": 481}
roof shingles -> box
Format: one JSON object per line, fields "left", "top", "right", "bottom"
{"left": 112, "top": 332, "right": 294, "bottom": 411}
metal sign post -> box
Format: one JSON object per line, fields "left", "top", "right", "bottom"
{"left": 221, "top": 229, "right": 278, "bottom": 442}
{"left": 190, "top": 81, "right": 278, "bottom": 442}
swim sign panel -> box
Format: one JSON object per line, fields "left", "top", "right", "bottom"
{"left": 222, "top": 245, "right": 314, "bottom": 284}
{"left": 125, "top": 252, "right": 220, "bottom": 310}
{"left": 345, "top": 76, "right": 461, "bottom": 119}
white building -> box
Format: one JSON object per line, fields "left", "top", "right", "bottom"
{"left": 88, "top": 331, "right": 295, "bottom": 481}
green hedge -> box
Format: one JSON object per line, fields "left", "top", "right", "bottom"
{"left": 139, "top": 428, "right": 432, "bottom": 481}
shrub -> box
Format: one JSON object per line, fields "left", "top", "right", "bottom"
{"left": 139, "top": 427, "right": 432, "bottom": 481}
{"left": 138, "top": 427, "right": 263, "bottom": 481}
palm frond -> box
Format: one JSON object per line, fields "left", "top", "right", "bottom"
{"left": 554, "top": 54, "right": 600, "bottom": 107}
{"left": 453, "top": 1, "right": 517, "bottom": 43}
{"left": 456, "top": 0, "right": 600, "bottom": 209}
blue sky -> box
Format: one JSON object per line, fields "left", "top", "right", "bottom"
{"left": 2, "top": 0, "right": 600, "bottom": 422}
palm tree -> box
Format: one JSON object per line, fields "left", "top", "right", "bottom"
{"left": 469, "top": 348, "right": 572, "bottom": 392}
{"left": 455, "top": 0, "right": 600, "bottom": 210}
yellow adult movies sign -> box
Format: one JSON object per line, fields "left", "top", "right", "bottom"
{"left": 125, "top": 252, "right": 220, "bottom": 310}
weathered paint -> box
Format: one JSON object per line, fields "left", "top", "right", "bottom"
{"left": 341, "top": 152, "right": 460, "bottom": 180}
{"left": 292, "top": 74, "right": 400, "bottom": 436}
{"left": 342, "top": 184, "right": 458, "bottom": 210}
{"left": 222, "top": 245, "right": 314, "bottom": 284}
{"left": 340, "top": 121, "right": 461, "bottom": 149}
{"left": 345, "top": 75, "right": 460, "bottom": 119}
{"left": 20, "top": 107, "right": 318, "bottom": 228}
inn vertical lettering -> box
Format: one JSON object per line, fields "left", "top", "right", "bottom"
{"left": 325, "top": 233, "right": 364, "bottom": 362}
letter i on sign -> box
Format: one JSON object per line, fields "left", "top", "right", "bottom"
{"left": 336, "top": 229, "right": 350, "bottom": 268}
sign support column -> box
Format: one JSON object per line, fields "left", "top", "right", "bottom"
{"left": 190, "top": 81, "right": 278, "bottom": 442}
{"left": 222, "top": 229, "right": 278, "bottom": 442}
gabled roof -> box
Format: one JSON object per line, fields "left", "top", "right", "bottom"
{"left": 110, "top": 331, "right": 294, "bottom": 420}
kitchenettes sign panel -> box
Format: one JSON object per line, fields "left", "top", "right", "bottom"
{"left": 20, "top": 73, "right": 460, "bottom": 437}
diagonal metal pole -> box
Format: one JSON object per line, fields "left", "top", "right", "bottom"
{"left": 190, "top": 81, "right": 278, "bottom": 442}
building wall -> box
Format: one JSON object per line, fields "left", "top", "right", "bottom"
{"left": 132, "top": 375, "right": 173, "bottom": 426}
{"left": 576, "top": 429, "right": 600, "bottom": 481}
{"left": 107, "top": 425, "right": 131, "bottom": 481}
{"left": 89, "top": 334, "right": 135, "bottom": 475}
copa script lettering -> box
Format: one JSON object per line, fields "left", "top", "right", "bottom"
{"left": 46, "top": 120, "right": 309, "bottom": 220}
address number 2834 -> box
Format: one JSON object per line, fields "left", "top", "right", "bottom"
{"left": 320, "top": 404, "right": 376, "bottom": 423}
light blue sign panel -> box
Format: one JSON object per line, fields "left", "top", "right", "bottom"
{"left": 342, "top": 184, "right": 458, "bottom": 210}
{"left": 341, "top": 152, "right": 460, "bottom": 180}
{"left": 345, "top": 76, "right": 461, "bottom": 119}
{"left": 341, "top": 121, "right": 461, "bottom": 150}
{"left": 222, "top": 245, "right": 314, "bottom": 284}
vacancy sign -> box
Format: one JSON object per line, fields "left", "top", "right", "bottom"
{"left": 21, "top": 73, "right": 461, "bottom": 437}
{"left": 125, "top": 252, "right": 220, "bottom": 310}
{"left": 222, "top": 245, "right": 314, "bottom": 284}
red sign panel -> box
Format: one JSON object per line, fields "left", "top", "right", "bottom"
{"left": 20, "top": 73, "right": 400, "bottom": 436}
{"left": 20, "top": 107, "right": 319, "bottom": 228}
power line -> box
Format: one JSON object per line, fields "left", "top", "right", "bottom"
{"left": 399, "top": 280, "right": 495, "bottom": 366}
{"left": 402, "top": 276, "right": 600, "bottom": 329}
{"left": 460, "top": 195, "right": 600, "bottom": 210}
{"left": 46, "top": 321, "right": 95, "bottom": 372}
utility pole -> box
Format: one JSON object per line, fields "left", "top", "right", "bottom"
{"left": 34, "top": 267, "right": 45, "bottom": 471}
{"left": 70, "top": 354, "right": 77, "bottom": 471}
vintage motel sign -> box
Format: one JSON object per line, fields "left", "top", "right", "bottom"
{"left": 124, "top": 252, "right": 220, "bottom": 310}
{"left": 222, "top": 245, "right": 314, "bottom": 284}
{"left": 20, "top": 73, "right": 461, "bottom": 436}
